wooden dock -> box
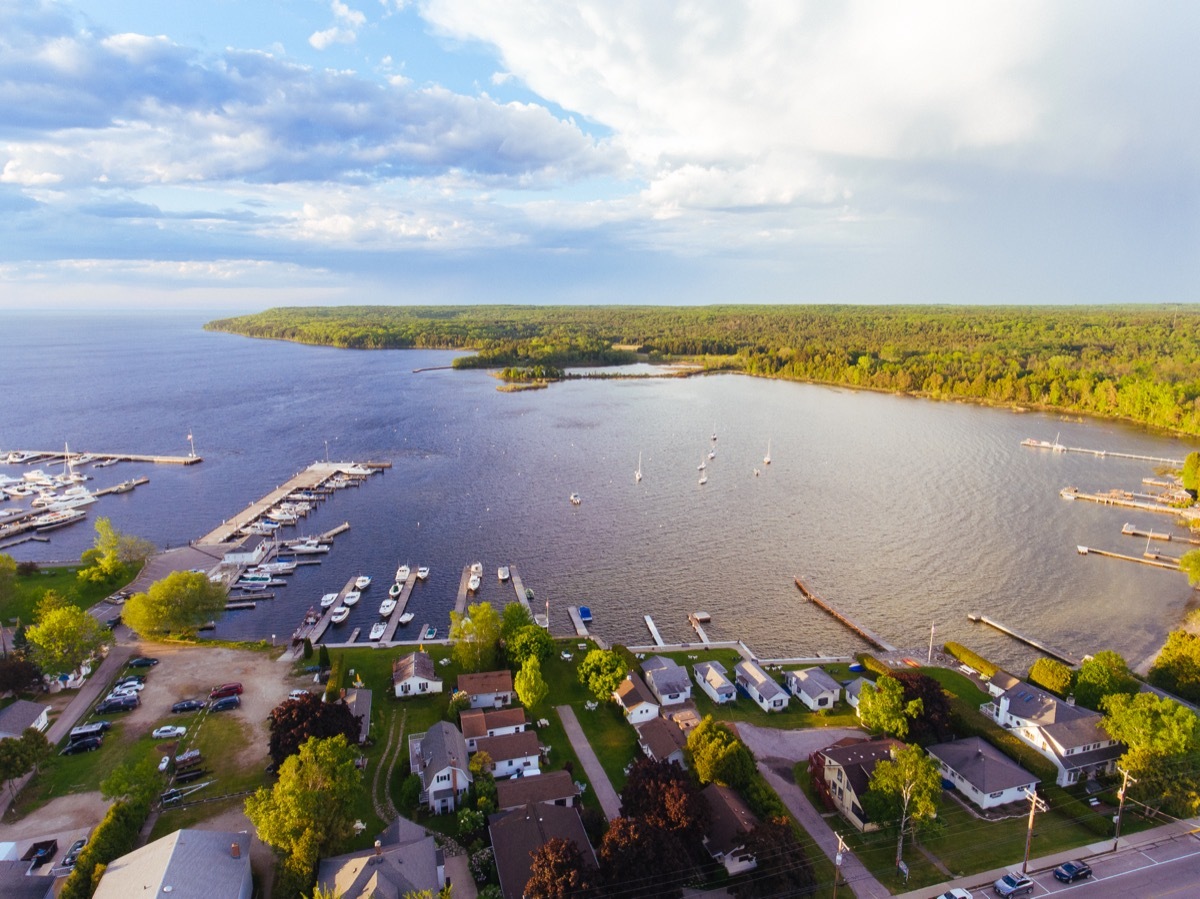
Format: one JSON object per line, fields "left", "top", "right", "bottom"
{"left": 644, "top": 615, "right": 665, "bottom": 646}
{"left": 509, "top": 565, "right": 532, "bottom": 613}
{"left": 380, "top": 571, "right": 419, "bottom": 642}
{"left": 566, "top": 606, "right": 590, "bottom": 637}
{"left": 1023, "top": 440, "right": 1183, "bottom": 466}
{"left": 319, "top": 522, "right": 351, "bottom": 541}
{"left": 688, "top": 613, "right": 712, "bottom": 644}
{"left": 455, "top": 565, "right": 473, "bottom": 616}
{"left": 347, "top": 627, "right": 361, "bottom": 644}
{"left": 1060, "top": 487, "right": 1200, "bottom": 520}
{"left": 968, "top": 614, "right": 1081, "bottom": 666}
{"left": 1121, "top": 523, "right": 1199, "bottom": 545}
{"left": 92, "top": 477, "right": 150, "bottom": 497}
{"left": 308, "top": 576, "right": 360, "bottom": 644}
{"left": 1076, "top": 545, "right": 1181, "bottom": 571}
{"left": 7, "top": 449, "right": 203, "bottom": 466}
{"left": 794, "top": 577, "right": 897, "bottom": 652}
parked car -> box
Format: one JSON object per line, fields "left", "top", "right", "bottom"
{"left": 993, "top": 872, "right": 1033, "bottom": 897}
{"left": 128, "top": 656, "right": 159, "bottom": 667}
{"left": 1053, "top": 861, "right": 1093, "bottom": 883}
{"left": 69, "top": 722, "right": 110, "bottom": 742}
{"left": 105, "top": 688, "right": 140, "bottom": 702}
{"left": 935, "top": 890, "right": 973, "bottom": 899}
{"left": 152, "top": 725, "right": 187, "bottom": 739}
{"left": 96, "top": 696, "right": 138, "bottom": 713}
{"left": 105, "top": 615, "right": 122, "bottom": 630}
{"left": 209, "top": 682, "right": 243, "bottom": 699}
{"left": 61, "top": 838, "right": 87, "bottom": 868}
{"left": 172, "top": 699, "right": 205, "bottom": 713}
{"left": 210, "top": 695, "right": 241, "bottom": 712}
{"left": 61, "top": 737, "right": 102, "bottom": 755}
{"left": 288, "top": 689, "right": 311, "bottom": 700}
{"left": 116, "top": 675, "right": 146, "bottom": 687}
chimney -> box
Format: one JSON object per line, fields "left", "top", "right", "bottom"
{"left": 231, "top": 842, "right": 240, "bottom": 859}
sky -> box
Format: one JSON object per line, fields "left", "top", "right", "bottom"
{"left": 1, "top": 0, "right": 1197, "bottom": 311}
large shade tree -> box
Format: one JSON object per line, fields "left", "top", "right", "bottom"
{"left": 122, "top": 570, "right": 226, "bottom": 637}
{"left": 78, "top": 517, "right": 155, "bottom": 584}
{"left": 620, "top": 758, "right": 709, "bottom": 841}
{"left": 525, "top": 837, "right": 598, "bottom": 899}
{"left": 25, "top": 602, "right": 107, "bottom": 675}
{"left": 577, "top": 649, "right": 626, "bottom": 702}
{"left": 449, "top": 601, "right": 502, "bottom": 672}
{"left": 858, "top": 676, "right": 923, "bottom": 741}
{"left": 687, "top": 715, "right": 755, "bottom": 790}
{"left": 267, "top": 692, "right": 363, "bottom": 768}
{"left": 863, "top": 744, "right": 941, "bottom": 872}
{"left": 1074, "top": 651, "right": 1139, "bottom": 711}
{"left": 1102, "top": 691, "right": 1200, "bottom": 816}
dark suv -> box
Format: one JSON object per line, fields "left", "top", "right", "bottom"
{"left": 211, "top": 695, "right": 241, "bottom": 712}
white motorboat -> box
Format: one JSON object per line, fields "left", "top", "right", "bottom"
{"left": 468, "top": 574, "right": 481, "bottom": 592}
{"left": 47, "top": 494, "right": 97, "bottom": 512}
{"left": 416, "top": 566, "right": 430, "bottom": 580}
{"left": 320, "top": 592, "right": 339, "bottom": 609}
{"left": 251, "top": 561, "right": 296, "bottom": 575}
{"left": 379, "top": 598, "right": 397, "bottom": 617}
{"left": 395, "top": 564, "right": 411, "bottom": 582}
{"left": 266, "top": 509, "right": 298, "bottom": 524}
{"left": 343, "top": 591, "right": 361, "bottom": 607}
{"left": 398, "top": 612, "right": 415, "bottom": 626}
{"left": 388, "top": 581, "right": 402, "bottom": 598}
{"left": 93, "top": 457, "right": 120, "bottom": 468}
{"left": 369, "top": 621, "right": 386, "bottom": 640}
{"left": 355, "top": 575, "right": 372, "bottom": 591}
{"left": 23, "top": 470, "right": 54, "bottom": 485}
{"left": 286, "top": 537, "right": 329, "bottom": 554}
{"left": 569, "top": 493, "right": 582, "bottom": 505}
{"left": 32, "top": 509, "right": 86, "bottom": 531}
{"left": 698, "top": 471, "right": 708, "bottom": 485}
{"left": 498, "top": 566, "right": 510, "bottom": 582}
{"left": 239, "top": 572, "right": 273, "bottom": 584}
{"left": 698, "top": 459, "right": 706, "bottom": 470}
{"left": 708, "top": 448, "right": 716, "bottom": 460}
{"left": 330, "top": 606, "right": 350, "bottom": 624}
{"left": 470, "top": 561, "right": 483, "bottom": 576}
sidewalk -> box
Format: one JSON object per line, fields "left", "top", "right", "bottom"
{"left": 556, "top": 704, "right": 622, "bottom": 820}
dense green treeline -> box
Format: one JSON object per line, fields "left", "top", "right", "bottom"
{"left": 206, "top": 304, "right": 1200, "bottom": 435}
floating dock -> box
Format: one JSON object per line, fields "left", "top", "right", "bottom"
{"left": 688, "top": 613, "right": 712, "bottom": 644}
{"left": 643, "top": 615, "right": 665, "bottom": 646}
{"left": 968, "top": 614, "right": 1081, "bottom": 666}
{"left": 1022, "top": 439, "right": 1183, "bottom": 466}
{"left": 1076, "top": 545, "right": 1181, "bottom": 570}
{"left": 380, "top": 571, "right": 419, "bottom": 642}
{"left": 1121, "top": 523, "right": 1200, "bottom": 545}
{"left": 455, "top": 565, "right": 473, "bottom": 616}
{"left": 793, "top": 577, "right": 897, "bottom": 652}
{"left": 509, "top": 565, "right": 532, "bottom": 614}
{"left": 5, "top": 449, "right": 203, "bottom": 466}
{"left": 92, "top": 477, "right": 151, "bottom": 497}
{"left": 566, "top": 606, "right": 590, "bottom": 637}
{"left": 307, "top": 576, "right": 360, "bottom": 644}
{"left": 1060, "top": 487, "right": 1200, "bottom": 520}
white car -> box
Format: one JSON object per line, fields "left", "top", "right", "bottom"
{"left": 289, "top": 689, "right": 311, "bottom": 700}
{"left": 152, "top": 725, "right": 187, "bottom": 740}
{"left": 114, "top": 681, "right": 145, "bottom": 691}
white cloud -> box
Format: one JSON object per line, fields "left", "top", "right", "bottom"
{"left": 310, "top": 1, "right": 367, "bottom": 50}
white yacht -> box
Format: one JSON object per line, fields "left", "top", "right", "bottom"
{"left": 286, "top": 537, "right": 330, "bottom": 554}
{"left": 498, "top": 565, "right": 510, "bottom": 582}
{"left": 355, "top": 575, "right": 372, "bottom": 591}
{"left": 467, "top": 574, "right": 481, "bottom": 592}
{"left": 369, "top": 621, "right": 387, "bottom": 641}
{"left": 416, "top": 566, "right": 430, "bottom": 581}
{"left": 330, "top": 606, "right": 350, "bottom": 624}
{"left": 320, "top": 592, "right": 339, "bottom": 609}
{"left": 343, "top": 591, "right": 361, "bottom": 607}
{"left": 379, "top": 598, "right": 397, "bottom": 617}
{"left": 395, "top": 564, "right": 411, "bottom": 582}
{"left": 32, "top": 509, "right": 86, "bottom": 531}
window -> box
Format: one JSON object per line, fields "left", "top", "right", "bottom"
{"left": 837, "top": 769, "right": 843, "bottom": 783}
{"left": 401, "top": 684, "right": 411, "bottom": 694}
{"left": 437, "top": 773, "right": 450, "bottom": 783}
{"left": 990, "top": 791, "right": 1003, "bottom": 798}
{"left": 419, "top": 683, "right": 427, "bottom": 692}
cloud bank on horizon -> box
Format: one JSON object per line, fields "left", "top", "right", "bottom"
{"left": 0, "top": 0, "right": 1196, "bottom": 309}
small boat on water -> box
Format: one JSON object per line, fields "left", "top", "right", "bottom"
{"left": 569, "top": 493, "right": 582, "bottom": 505}
{"left": 635, "top": 452, "right": 642, "bottom": 483}
{"left": 416, "top": 566, "right": 430, "bottom": 581}
{"left": 398, "top": 612, "right": 414, "bottom": 626}
{"left": 369, "top": 621, "right": 386, "bottom": 641}
{"left": 764, "top": 439, "right": 772, "bottom": 466}
{"left": 239, "top": 572, "right": 273, "bottom": 584}
{"left": 33, "top": 508, "right": 87, "bottom": 531}
{"left": 423, "top": 625, "right": 437, "bottom": 640}
{"left": 320, "top": 592, "right": 339, "bottom": 609}
{"left": 498, "top": 566, "right": 510, "bottom": 582}
{"left": 698, "top": 458, "right": 706, "bottom": 470}
{"left": 388, "top": 581, "right": 402, "bottom": 598}
{"left": 330, "top": 606, "right": 350, "bottom": 624}
{"left": 470, "top": 561, "right": 483, "bottom": 576}
{"left": 266, "top": 509, "right": 298, "bottom": 524}
{"left": 708, "top": 448, "right": 716, "bottom": 460}
{"left": 379, "top": 598, "right": 397, "bottom": 617}
{"left": 578, "top": 606, "right": 592, "bottom": 623}
{"left": 355, "top": 575, "right": 372, "bottom": 591}
{"left": 250, "top": 561, "right": 296, "bottom": 575}
{"left": 698, "top": 471, "right": 708, "bottom": 485}
{"left": 395, "top": 563, "right": 411, "bottom": 582}
{"left": 286, "top": 537, "right": 330, "bottom": 554}
{"left": 467, "top": 574, "right": 481, "bottom": 592}
{"left": 93, "top": 457, "right": 119, "bottom": 468}
{"left": 343, "top": 591, "right": 361, "bottom": 606}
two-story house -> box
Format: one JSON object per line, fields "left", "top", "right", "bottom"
{"left": 408, "top": 721, "right": 472, "bottom": 814}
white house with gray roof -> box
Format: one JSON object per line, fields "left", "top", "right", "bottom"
{"left": 844, "top": 676, "right": 874, "bottom": 712}
{"left": 734, "top": 660, "right": 788, "bottom": 713}
{"left": 785, "top": 667, "right": 842, "bottom": 711}
{"left": 408, "top": 721, "right": 472, "bottom": 814}
{"left": 641, "top": 656, "right": 692, "bottom": 706}
{"left": 93, "top": 829, "right": 251, "bottom": 899}
{"left": 694, "top": 660, "right": 736, "bottom": 705}
{"left": 0, "top": 699, "right": 50, "bottom": 740}
{"left": 927, "top": 736, "right": 1040, "bottom": 809}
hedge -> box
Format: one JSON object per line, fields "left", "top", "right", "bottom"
{"left": 59, "top": 796, "right": 151, "bottom": 899}
{"left": 943, "top": 642, "right": 1000, "bottom": 679}
{"left": 324, "top": 651, "right": 346, "bottom": 702}
{"left": 856, "top": 653, "right": 894, "bottom": 678}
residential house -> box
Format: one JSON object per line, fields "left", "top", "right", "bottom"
{"left": 473, "top": 731, "right": 542, "bottom": 779}
{"left": 693, "top": 660, "right": 736, "bottom": 705}
{"left": 460, "top": 707, "right": 528, "bottom": 752}
{"left": 985, "top": 681, "right": 1123, "bottom": 786}
{"left": 489, "top": 802, "right": 598, "bottom": 899}
{"left": 635, "top": 716, "right": 688, "bottom": 768}
{"left": 986, "top": 671, "right": 1021, "bottom": 699}
{"left": 0, "top": 859, "right": 54, "bottom": 899}
{"left": 613, "top": 672, "right": 660, "bottom": 724}
{"left": 0, "top": 700, "right": 50, "bottom": 740}
{"left": 701, "top": 784, "right": 759, "bottom": 876}
{"left": 496, "top": 769, "right": 581, "bottom": 811}
{"left": 927, "top": 737, "right": 1040, "bottom": 810}
{"left": 316, "top": 817, "right": 445, "bottom": 898}
{"left": 734, "top": 660, "right": 789, "bottom": 713}
{"left": 785, "top": 667, "right": 842, "bottom": 711}
{"left": 408, "top": 721, "right": 472, "bottom": 814}
{"left": 344, "top": 688, "right": 371, "bottom": 744}
{"left": 392, "top": 651, "right": 442, "bottom": 699}
{"left": 811, "top": 738, "right": 906, "bottom": 831}
{"left": 844, "top": 676, "right": 874, "bottom": 712}
{"left": 93, "top": 830, "right": 252, "bottom": 899}
{"left": 458, "top": 670, "right": 514, "bottom": 709}
{"left": 641, "top": 656, "right": 693, "bottom": 706}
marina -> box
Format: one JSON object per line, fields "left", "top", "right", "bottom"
{"left": 2, "top": 448, "right": 203, "bottom": 466}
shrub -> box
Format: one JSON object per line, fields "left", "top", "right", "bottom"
{"left": 744, "top": 774, "right": 788, "bottom": 820}
{"left": 324, "top": 652, "right": 345, "bottom": 702}
{"left": 59, "top": 797, "right": 150, "bottom": 899}
{"left": 942, "top": 642, "right": 999, "bottom": 679}
{"left": 1029, "top": 657, "right": 1074, "bottom": 697}
{"left": 856, "top": 653, "right": 894, "bottom": 678}
{"left": 302, "top": 637, "right": 313, "bottom": 659}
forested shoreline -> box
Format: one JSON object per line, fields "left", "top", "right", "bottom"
{"left": 205, "top": 305, "right": 1200, "bottom": 436}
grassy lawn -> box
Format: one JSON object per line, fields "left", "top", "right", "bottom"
{"left": 1, "top": 562, "right": 142, "bottom": 626}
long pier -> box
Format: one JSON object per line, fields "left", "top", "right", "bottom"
{"left": 1076, "top": 545, "right": 1181, "bottom": 571}
{"left": 307, "top": 576, "right": 359, "bottom": 645}
{"left": 509, "top": 565, "right": 532, "bottom": 613}
{"left": 688, "top": 613, "right": 712, "bottom": 645}
{"left": 380, "top": 571, "right": 419, "bottom": 642}
{"left": 92, "top": 477, "right": 151, "bottom": 497}
{"left": 643, "top": 615, "right": 665, "bottom": 646}
{"left": 968, "top": 614, "right": 1081, "bottom": 666}
{"left": 1022, "top": 439, "right": 1183, "bottom": 466}
{"left": 455, "top": 565, "right": 473, "bottom": 616}
{"left": 1122, "top": 522, "right": 1200, "bottom": 545}
{"left": 6, "top": 449, "right": 202, "bottom": 465}
{"left": 793, "top": 576, "right": 897, "bottom": 652}
{"left": 1059, "top": 487, "right": 1200, "bottom": 520}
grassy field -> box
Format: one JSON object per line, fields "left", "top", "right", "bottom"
{"left": 1, "top": 562, "right": 129, "bottom": 626}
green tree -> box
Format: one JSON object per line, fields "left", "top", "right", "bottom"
{"left": 1074, "top": 650, "right": 1139, "bottom": 710}
{"left": 78, "top": 517, "right": 154, "bottom": 584}
{"left": 121, "top": 570, "right": 226, "bottom": 637}
{"left": 19, "top": 727, "right": 50, "bottom": 776}
{"left": 507, "top": 624, "right": 554, "bottom": 667}
{"left": 1029, "top": 657, "right": 1074, "bottom": 696}
{"left": 862, "top": 744, "right": 941, "bottom": 871}
{"left": 449, "top": 601, "right": 502, "bottom": 672}
{"left": 687, "top": 715, "right": 755, "bottom": 790}
{"left": 1183, "top": 451, "right": 1200, "bottom": 496}
{"left": 101, "top": 757, "right": 162, "bottom": 807}
{"left": 500, "top": 601, "right": 534, "bottom": 642}
{"left": 1149, "top": 630, "right": 1200, "bottom": 703}
{"left": 245, "top": 734, "right": 363, "bottom": 860}
{"left": 1182, "top": 550, "right": 1200, "bottom": 587}
{"left": 515, "top": 655, "right": 549, "bottom": 710}
{"left": 577, "top": 649, "right": 627, "bottom": 702}
{"left": 0, "top": 735, "right": 32, "bottom": 799}
{"left": 1102, "top": 691, "right": 1200, "bottom": 816}
{"left": 25, "top": 604, "right": 107, "bottom": 675}
{"left": 0, "top": 553, "right": 15, "bottom": 610}
{"left": 858, "top": 676, "right": 923, "bottom": 740}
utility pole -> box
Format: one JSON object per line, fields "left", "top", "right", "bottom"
{"left": 1113, "top": 767, "right": 1137, "bottom": 851}
{"left": 927, "top": 621, "right": 936, "bottom": 664}
{"left": 832, "top": 832, "right": 848, "bottom": 899}
{"left": 1022, "top": 787, "right": 1049, "bottom": 873}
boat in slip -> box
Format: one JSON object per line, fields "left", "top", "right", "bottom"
{"left": 32, "top": 509, "right": 87, "bottom": 531}
{"left": 369, "top": 622, "right": 387, "bottom": 641}
{"left": 398, "top": 612, "right": 415, "bottom": 626}
{"left": 470, "top": 561, "right": 483, "bottom": 576}
{"left": 354, "top": 575, "right": 372, "bottom": 590}
{"left": 422, "top": 625, "right": 437, "bottom": 640}
{"left": 578, "top": 606, "right": 593, "bottom": 623}
{"left": 251, "top": 561, "right": 296, "bottom": 575}
{"left": 266, "top": 509, "right": 298, "bottom": 524}
{"left": 343, "top": 591, "right": 361, "bottom": 607}
{"left": 467, "top": 574, "right": 481, "bottom": 593}
{"left": 239, "top": 572, "right": 273, "bottom": 584}
{"left": 320, "top": 592, "right": 339, "bottom": 609}
{"left": 395, "top": 563, "right": 411, "bottom": 582}
{"left": 379, "top": 598, "right": 397, "bottom": 617}
{"left": 388, "top": 581, "right": 402, "bottom": 599}
{"left": 416, "top": 566, "right": 430, "bottom": 581}
{"left": 286, "top": 537, "right": 329, "bottom": 554}
{"left": 330, "top": 606, "right": 350, "bottom": 624}
{"left": 497, "top": 565, "right": 510, "bottom": 582}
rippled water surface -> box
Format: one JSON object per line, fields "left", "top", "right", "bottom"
{"left": 1, "top": 310, "right": 1195, "bottom": 671}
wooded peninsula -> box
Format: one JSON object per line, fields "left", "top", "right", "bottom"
{"left": 206, "top": 305, "right": 1200, "bottom": 436}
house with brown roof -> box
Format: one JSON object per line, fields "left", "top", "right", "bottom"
{"left": 460, "top": 707, "right": 528, "bottom": 752}
{"left": 474, "top": 731, "right": 542, "bottom": 779}
{"left": 458, "top": 670, "right": 514, "bottom": 708}
{"left": 701, "top": 784, "right": 759, "bottom": 876}
{"left": 613, "top": 672, "right": 660, "bottom": 724}
{"left": 495, "top": 769, "right": 581, "bottom": 811}
{"left": 392, "top": 651, "right": 442, "bottom": 699}
{"left": 634, "top": 716, "right": 687, "bottom": 768}
{"left": 489, "top": 803, "right": 597, "bottom": 899}
{"left": 812, "top": 738, "right": 906, "bottom": 831}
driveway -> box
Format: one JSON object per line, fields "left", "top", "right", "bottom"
{"left": 556, "top": 705, "right": 622, "bottom": 820}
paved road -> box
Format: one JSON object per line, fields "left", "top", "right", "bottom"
{"left": 556, "top": 704, "right": 622, "bottom": 820}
